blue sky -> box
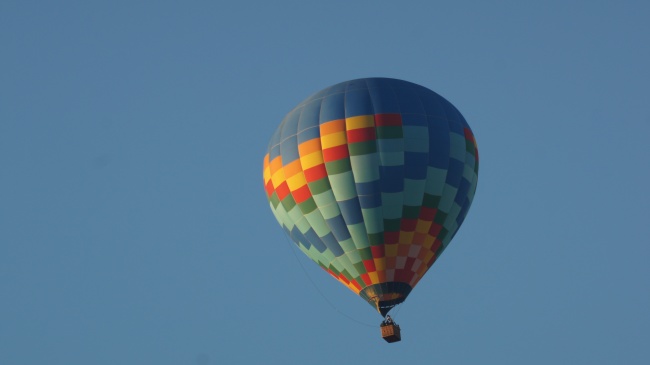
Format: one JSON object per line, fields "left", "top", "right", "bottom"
{"left": 1, "top": 1, "right": 649, "bottom": 364}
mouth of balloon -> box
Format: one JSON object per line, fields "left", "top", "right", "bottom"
{"left": 359, "top": 282, "right": 413, "bottom": 317}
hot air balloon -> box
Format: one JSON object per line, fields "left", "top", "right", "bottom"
{"left": 262, "top": 78, "right": 478, "bottom": 342}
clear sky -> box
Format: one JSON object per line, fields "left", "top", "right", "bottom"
{"left": 1, "top": 1, "right": 649, "bottom": 364}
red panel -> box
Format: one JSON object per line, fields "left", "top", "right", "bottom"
{"left": 405, "top": 257, "right": 416, "bottom": 271}
{"left": 374, "top": 113, "right": 402, "bottom": 126}
{"left": 429, "top": 222, "right": 442, "bottom": 236}
{"left": 275, "top": 182, "right": 290, "bottom": 201}
{"left": 346, "top": 127, "right": 376, "bottom": 143}
{"left": 338, "top": 273, "right": 350, "bottom": 285}
{"left": 351, "top": 280, "right": 362, "bottom": 291}
{"left": 363, "top": 259, "right": 376, "bottom": 272}
{"left": 304, "top": 164, "right": 327, "bottom": 182}
{"left": 384, "top": 231, "right": 399, "bottom": 245}
{"left": 360, "top": 273, "right": 372, "bottom": 286}
{"left": 322, "top": 144, "right": 350, "bottom": 162}
{"left": 371, "top": 245, "right": 385, "bottom": 258}
{"left": 395, "top": 269, "right": 414, "bottom": 283}
{"left": 400, "top": 219, "right": 417, "bottom": 232}
{"left": 419, "top": 207, "right": 437, "bottom": 221}
{"left": 265, "top": 181, "right": 274, "bottom": 197}
{"left": 292, "top": 184, "right": 312, "bottom": 204}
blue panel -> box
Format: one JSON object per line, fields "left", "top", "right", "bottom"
{"left": 355, "top": 180, "right": 381, "bottom": 195}
{"left": 269, "top": 140, "right": 282, "bottom": 161}
{"left": 345, "top": 88, "right": 374, "bottom": 118}
{"left": 455, "top": 177, "right": 471, "bottom": 205}
{"left": 417, "top": 87, "right": 446, "bottom": 118}
{"left": 443, "top": 102, "right": 465, "bottom": 134}
{"left": 304, "top": 228, "right": 328, "bottom": 253}
{"left": 345, "top": 79, "right": 369, "bottom": 92}
{"left": 280, "top": 136, "right": 300, "bottom": 164}
{"left": 290, "top": 226, "right": 311, "bottom": 250}
{"left": 297, "top": 125, "right": 320, "bottom": 144}
{"left": 394, "top": 83, "right": 425, "bottom": 115}
{"left": 427, "top": 116, "right": 450, "bottom": 168}
{"left": 379, "top": 166, "right": 404, "bottom": 193}
{"left": 281, "top": 108, "right": 301, "bottom": 140}
{"left": 445, "top": 159, "right": 464, "bottom": 188}
{"left": 297, "top": 98, "right": 322, "bottom": 134}
{"left": 337, "top": 197, "right": 364, "bottom": 225}
{"left": 326, "top": 215, "right": 352, "bottom": 242}
{"left": 320, "top": 92, "right": 346, "bottom": 123}
{"left": 402, "top": 113, "right": 427, "bottom": 127}
{"left": 404, "top": 152, "right": 429, "bottom": 179}
{"left": 358, "top": 193, "right": 382, "bottom": 209}
{"left": 366, "top": 79, "right": 400, "bottom": 114}
{"left": 321, "top": 232, "right": 344, "bottom": 257}
{"left": 456, "top": 199, "right": 471, "bottom": 226}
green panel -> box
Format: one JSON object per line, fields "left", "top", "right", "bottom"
{"left": 325, "top": 159, "right": 352, "bottom": 175}
{"left": 376, "top": 126, "right": 403, "bottom": 139}
{"left": 328, "top": 172, "right": 357, "bottom": 200}
{"left": 402, "top": 205, "right": 421, "bottom": 219}
{"left": 349, "top": 154, "right": 379, "bottom": 182}
{"left": 368, "top": 232, "right": 383, "bottom": 245}
{"left": 347, "top": 223, "right": 370, "bottom": 249}
{"left": 384, "top": 218, "right": 401, "bottom": 232}
{"left": 281, "top": 194, "right": 296, "bottom": 211}
{"left": 349, "top": 141, "right": 377, "bottom": 156}
{"left": 297, "top": 197, "right": 317, "bottom": 214}
{"left": 309, "top": 179, "right": 331, "bottom": 195}
{"left": 402, "top": 125, "right": 429, "bottom": 141}
{"left": 361, "top": 207, "right": 384, "bottom": 233}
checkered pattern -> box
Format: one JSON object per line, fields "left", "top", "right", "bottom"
{"left": 263, "top": 78, "right": 478, "bottom": 314}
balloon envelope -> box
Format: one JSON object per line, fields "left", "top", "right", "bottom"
{"left": 263, "top": 78, "right": 478, "bottom": 316}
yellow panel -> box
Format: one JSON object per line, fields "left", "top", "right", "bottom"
{"left": 286, "top": 173, "right": 307, "bottom": 191}
{"left": 423, "top": 251, "right": 434, "bottom": 265}
{"left": 373, "top": 258, "right": 386, "bottom": 271}
{"left": 271, "top": 168, "right": 286, "bottom": 188}
{"left": 320, "top": 119, "right": 345, "bottom": 135}
{"left": 385, "top": 244, "right": 398, "bottom": 257}
{"left": 320, "top": 131, "right": 347, "bottom": 149}
{"left": 283, "top": 159, "right": 303, "bottom": 178}
{"left": 269, "top": 156, "right": 283, "bottom": 175}
{"left": 300, "top": 151, "right": 324, "bottom": 169}
{"left": 415, "top": 219, "right": 432, "bottom": 234}
{"left": 298, "top": 138, "right": 322, "bottom": 156}
{"left": 398, "top": 231, "right": 414, "bottom": 244}
{"left": 263, "top": 153, "right": 270, "bottom": 168}
{"left": 263, "top": 166, "right": 271, "bottom": 184}
{"left": 423, "top": 235, "right": 436, "bottom": 249}
{"left": 345, "top": 115, "right": 374, "bottom": 130}
{"left": 368, "top": 271, "right": 379, "bottom": 284}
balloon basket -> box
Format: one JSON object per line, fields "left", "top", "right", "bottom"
{"left": 380, "top": 323, "right": 401, "bottom": 343}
